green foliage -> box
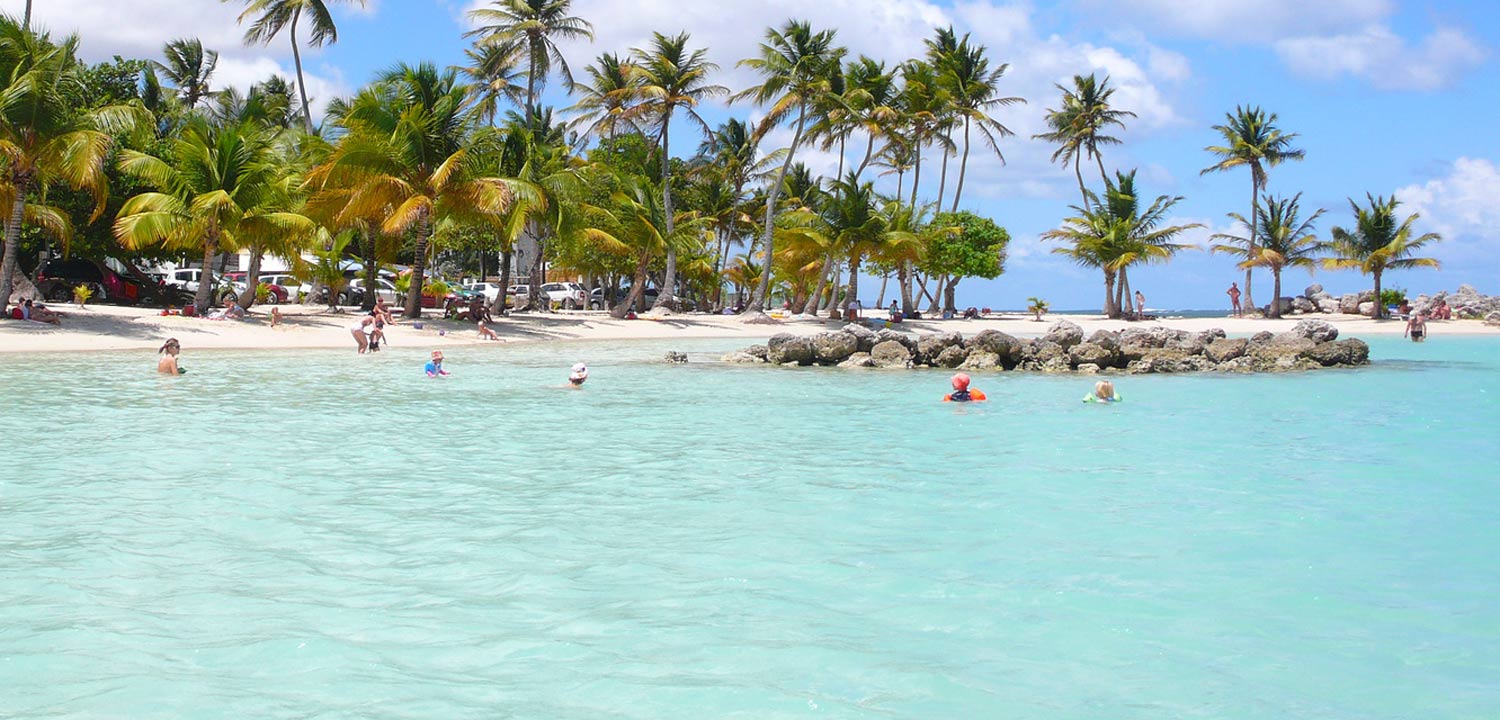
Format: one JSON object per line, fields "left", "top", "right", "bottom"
{"left": 73, "top": 284, "right": 94, "bottom": 304}
{"left": 1027, "top": 296, "right": 1048, "bottom": 320}
{"left": 925, "top": 211, "right": 1008, "bottom": 279}
{"left": 1380, "top": 288, "right": 1407, "bottom": 307}
{"left": 255, "top": 281, "right": 272, "bottom": 303}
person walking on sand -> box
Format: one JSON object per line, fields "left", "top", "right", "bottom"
{"left": 157, "top": 338, "right": 183, "bottom": 375}
{"left": 350, "top": 316, "right": 372, "bottom": 353}
{"left": 1227, "top": 282, "right": 1242, "bottom": 317}
{"left": 1405, "top": 313, "right": 1428, "bottom": 343}
{"left": 1134, "top": 291, "right": 1145, "bottom": 320}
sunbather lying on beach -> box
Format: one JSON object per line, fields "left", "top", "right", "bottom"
{"left": 22, "top": 300, "right": 61, "bottom": 325}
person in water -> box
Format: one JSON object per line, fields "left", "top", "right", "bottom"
{"left": 350, "top": 316, "right": 372, "bottom": 353}
{"left": 1405, "top": 313, "right": 1428, "bottom": 343}
{"left": 568, "top": 362, "right": 589, "bottom": 388}
{"left": 425, "top": 350, "right": 450, "bottom": 377}
{"left": 942, "top": 372, "right": 987, "bottom": 402}
{"left": 1087, "top": 380, "right": 1120, "bottom": 403}
{"left": 157, "top": 338, "right": 183, "bottom": 375}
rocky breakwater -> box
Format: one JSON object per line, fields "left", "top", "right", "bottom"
{"left": 722, "top": 319, "right": 1370, "bottom": 374}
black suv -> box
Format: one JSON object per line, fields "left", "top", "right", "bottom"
{"left": 35, "top": 258, "right": 189, "bottom": 305}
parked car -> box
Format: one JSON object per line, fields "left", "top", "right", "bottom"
{"left": 36, "top": 258, "right": 153, "bottom": 304}
{"left": 462, "top": 281, "right": 504, "bottom": 303}
{"left": 148, "top": 267, "right": 242, "bottom": 303}
{"left": 540, "top": 282, "right": 586, "bottom": 309}
{"left": 260, "top": 274, "right": 310, "bottom": 302}
{"left": 338, "top": 277, "right": 400, "bottom": 306}
{"left": 589, "top": 285, "right": 683, "bottom": 310}
{"left": 225, "top": 272, "right": 288, "bottom": 303}
{"left": 506, "top": 284, "right": 532, "bottom": 309}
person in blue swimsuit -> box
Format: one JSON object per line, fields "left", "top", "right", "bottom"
{"left": 425, "top": 350, "right": 449, "bottom": 377}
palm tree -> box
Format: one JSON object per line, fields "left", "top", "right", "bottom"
{"left": 626, "top": 31, "right": 727, "bottom": 311}
{"left": 309, "top": 63, "right": 512, "bottom": 318}
{"left": 1201, "top": 105, "right": 1304, "bottom": 314}
{"left": 466, "top": 0, "right": 594, "bottom": 118}
{"left": 566, "top": 53, "right": 640, "bottom": 144}
{"left": 698, "top": 119, "right": 779, "bottom": 309}
{"left": 114, "top": 117, "right": 315, "bottom": 314}
{"left": 1211, "top": 193, "right": 1326, "bottom": 318}
{"left": 581, "top": 179, "right": 710, "bottom": 318}
{"left": 153, "top": 38, "right": 219, "bottom": 109}
{"left": 1033, "top": 74, "right": 1133, "bottom": 208}
{"left": 0, "top": 18, "right": 138, "bottom": 310}
{"left": 226, "top": 0, "right": 368, "bottom": 131}
{"left": 1324, "top": 194, "right": 1440, "bottom": 320}
{"left": 895, "top": 58, "right": 949, "bottom": 207}
{"left": 938, "top": 36, "right": 1023, "bottom": 212}
{"left": 456, "top": 42, "right": 528, "bottom": 125}
{"left": 1043, "top": 171, "right": 1200, "bottom": 319}
{"left": 734, "top": 19, "right": 845, "bottom": 315}
{"left": 841, "top": 56, "right": 900, "bottom": 181}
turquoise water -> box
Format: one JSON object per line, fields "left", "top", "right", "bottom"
{"left": 2, "top": 336, "right": 1498, "bottom": 718}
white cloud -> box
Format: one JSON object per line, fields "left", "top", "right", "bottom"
{"left": 21, "top": 0, "right": 357, "bottom": 120}
{"left": 1275, "top": 26, "right": 1485, "bottom": 91}
{"left": 1394, "top": 157, "right": 1500, "bottom": 271}
{"left": 1078, "top": 0, "right": 1392, "bottom": 43}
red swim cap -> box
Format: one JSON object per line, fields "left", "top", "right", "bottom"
{"left": 951, "top": 373, "right": 970, "bottom": 390}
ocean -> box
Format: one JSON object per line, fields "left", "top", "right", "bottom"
{"left": 2, "top": 336, "right": 1496, "bottom": 718}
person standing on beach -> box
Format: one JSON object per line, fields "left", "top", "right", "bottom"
{"left": 1134, "top": 291, "right": 1145, "bottom": 319}
{"left": 1227, "top": 283, "right": 1242, "bottom": 317}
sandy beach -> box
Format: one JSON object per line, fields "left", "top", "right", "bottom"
{"left": 2, "top": 303, "right": 1495, "bottom": 354}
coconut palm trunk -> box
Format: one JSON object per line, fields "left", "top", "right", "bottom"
{"left": 843, "top": 255, "right": 860, "bottom": 314}
{"left": 854, "top": 133, "right": 876, "bottom": 181}
{"left": 1269, "top": 267, "right": 1283, "bottom": 319}
{"left": 952, "top": 118, "right": 973, "bottom": 212}
{"left": 611, "top": 249, "right": 653, "bottom": 318}
{"left": 1371, "top": 268, "right": 1383, "bottom": 320}
{"left": 0, "top": 179, "right": 28, "bottom": 308}
{"left": 805, "top": 256, "right": 832, "bottom": 315}
{"left": 875, "top": 270, "right": 888, "bottom": 307}
{"left": 1244, "top": 177, "right": 1259, "bottom": 313}
{"left": 653, "top": 113, "right": 678, "bottom": 311}
{"left": 899, "top": 261, "right": 914, "bottom": 314}
{"left": 288, "top": 11, "right": 313, "bottom": 132}
{"left": 361, "top": 229, "right": 378, "bottom": 312}
{"left": 403, "top": 211, "right": 430, "bottom": 318}
{"left": 237, "top": 245, "right": 264, "bottom": 308}
{"left": 496, "top": 248, "right": 513, "bottom": 313}
{"left": 1102, "top": 268, "right": 1116, "bottom": 317}
{"left": 909, "top": 141, "right": 923, "bottom": 207}
{"left": 936, "top": 143, "right": 949, "bottom": 209}
{"left": 194, "top": 227, "right": 219, "bottom": 314}
{"left": 747, "top": 103, "right": 808, "bottom": 312}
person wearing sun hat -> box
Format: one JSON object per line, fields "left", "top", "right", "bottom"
{"left": 425, "top": 350, "right": 449, "bottom": 377}
{"left": 942, "top": 372, "right": 986, "bottom": 403}
{"left": 568, "top": 362, "right": 588, "bottom": 387}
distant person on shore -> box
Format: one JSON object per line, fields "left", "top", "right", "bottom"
{"left": 888, "top": 300, "right": 902, "bottom": 322}
{"left": 1227, "top": 282, "right": 1242, "bottom": 317}
{"left": 1405, "top": 313, "right": 1428, "bottom": 343}
{"left": 269, "top": 307, "right": 283, "bottom": 327}
{"left": 477, "top": 319, "right": 500, "bottom": 340}
{"left": 942, "top": 373, "right": 987, "bottom": 403}
{"left": 350, "top": 316, "right": 372, "bottom": 353}
{"left": 373, "top": 296, "right": 395, "bottom": 325}
{"left": 1134, "top": 291, "right": 1146, "bottom": 319}
{"left": 1431, "top": 299, "right": 1452, "bottom": 320}
{"left": 22, "top": 299, "right": 61, "bottom": 325}
{"left": 157, "top": 338, "right": 183, "bottom": 375}
{"left": 1085, "top": 380, "right": 1120, "bottom": 403}
{"left": 568, "top": 362, "right": 589, "bottom": 388}
{"left": 1397, "top": 299, "right": 1412, "bottom": 319}
{"left": 425, "top": 350, "right": 449, "bottom": 377}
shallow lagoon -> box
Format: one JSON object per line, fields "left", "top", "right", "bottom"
{"left": 2, "top": 336, "right": 1497, "bottom": 718}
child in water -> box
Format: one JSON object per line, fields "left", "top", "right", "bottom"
{"left": 568, "top": 362, "right": 588, "bottom": 388}
{"left": 943, "top": 372, "right": 987, "bottom": 402}
{"left": 1086, "top": 380, "right": 1120, "bottom": 403}
{"left": 425, "top": 350, "right": 449, "bottom": 377}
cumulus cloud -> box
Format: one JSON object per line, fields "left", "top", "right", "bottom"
{"left": 1275, "top": 26, "right": 1485, "bottom": 91}
{"left": 1394, "top": 158, "right": 1500, "bottom": 274}
{"left": 1079, "top": 0, "right": 1392, "bottom": 42}
{"left": 21, "top": 0, "right": 356, "bottom": 120}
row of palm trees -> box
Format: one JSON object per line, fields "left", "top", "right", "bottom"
{"left": 0, "top": 1, "right": 1441, "bottom": 321}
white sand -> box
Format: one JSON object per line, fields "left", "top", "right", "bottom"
{"left": 1, "top": 303, "right": 1493, "bottom": 355}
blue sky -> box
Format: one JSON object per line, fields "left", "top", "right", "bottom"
{"left": 18, "top": 0, "right": 1500, "bottom": 310}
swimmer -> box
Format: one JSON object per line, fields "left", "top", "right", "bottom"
{"left": 425, "top": 350, "right": 449, "bottom": 377}
{"left": 157, "top": 338, "right": 183, "bottom": 375}
{"left": 942, "top": 372, "right": 987, "bottom": 402}
{"left": 1085, "top": 379, "right": 1121, "bottom": 403}
{"left": 350, "top": 316, "right": 372, "bottom": 353}
{"left": 1405, "top": 313, "right": 1427, "bottom": 343}
{"left": 568, "top": 362, "right": 588, "bottom": 388}
{"left": 477, "top": 320, "right": 500, "bottom": 341}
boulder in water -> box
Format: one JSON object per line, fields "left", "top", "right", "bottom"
{"left": 811, "top": 331, "right": 858, "bottom": 363}
{"left": 766, "top": 333, "right": 815, "bottom": 365}
{"left": 664, "top": 351, "right": 688, "bottom": 364}
{"left": 870, "top": 340, "right": 913, "bottom": 368}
